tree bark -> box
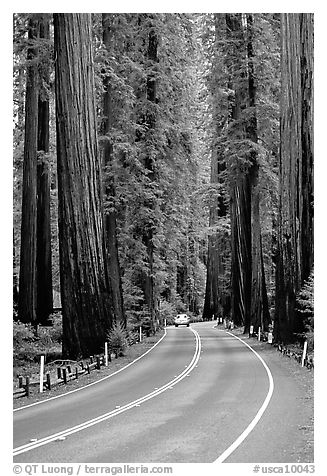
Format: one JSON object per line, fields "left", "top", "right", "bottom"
{"left": 18, "top": 16, "right": 39, "bottom": 324}
{"left": 202, "top": 147, "right": 220, "bottom": 321}
{"left": 246, "top": 14, "right": 270, "bottom": 333}
{"left": 36, "top": 15, "right": 53, "bottom": 325}
{"left": 54, "top": 13, "right": 112, "bottom": 358}
{"left": 226, "top": 13, "right": 252, "bottom": 329}
{"left": 135, "top": 14, "right": 159, "bottom": 332}
{"left": 300, "top": 14, "right": 314, "bottom": 283}
{"left": 102, "top": 13, "right": 125, "bottom": 327}
{"left": 202, "top": 14, "right": 229, "bottom": 322}
{"left": 275, "top": 14, "right": 314, "bottom": 342}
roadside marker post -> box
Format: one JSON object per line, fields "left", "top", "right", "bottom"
{"left": 268, "top": 332, "right": 273, "bottom": 344}
{"left": 139, "top": 326, "right": 142, "bottom": 343}
{"left": 105, "top": 342, "right": 109, "bottom": 366}
{"left": 63, "top": 368, "right": 68, "bottom": 383}
{"left": 39, "top": 355, "right": 45, "bottom": 393}
{"left": 46, "top": 372, "right": 51, "bottom": 390}
{"left": 258, "top": 327, "right": 261, "bottom": 341}
{"left": 250, "top": 325, "right": 254, "bottom": 336}
{"left": 301, "top": 340, "right": 308, "bottom": 367}
{"left": 25, "top": 376, "right": 30, "bottom": 397}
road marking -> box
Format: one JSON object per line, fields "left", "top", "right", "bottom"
{"left": 13, "top": 327, "right": 201, "bottom": 457}
{"left": 213, "top": 330, "right": 274, "bottom": 463}
{"left": 14, "top": 329, "right": 168, "bottom": 413}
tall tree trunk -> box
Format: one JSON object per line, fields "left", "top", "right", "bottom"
{"left": 275, "top": 13, "right": 314, "bottom": 342}
{"left": 136, "top": 14, "right": 158, "bottom": 332}
{"left": 54, "top": 13, "right": 112, "bottom": 358}
{"left": 18, "top": 16, "right": 39, "bottom": 324}
{"left": 36, "top": 15, "right": 53, "bottom": 325}
{"left": 102, "top": 13, "right": 125, "bottom": 326}
{"left": 202, "top": 151, "right": 220, "bottom": 321}
{"left": 226, "top": 13, "right": 252, "bottom": 329}
{"left": 300, "top": 14, "right": 314, "bottom": 283}
{"left": 246, "top": 14, "right": 270, "bottom": 333}
{"left": 145, "top": 20, "right": 158, "bottom": 330}
{"left": 230, "top": 177, "right": 252, "bottom": 328}
{"left": 202, "top": 14, "right": 228, "bottom": 322}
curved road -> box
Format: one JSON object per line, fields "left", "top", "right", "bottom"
{"left": 13, "top": 322, "right": 308, "bottom": 463}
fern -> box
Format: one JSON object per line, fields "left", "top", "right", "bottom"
{"left": 296, "top": 270, "right": 314, "bottom": 332}
{"left": 107, "top": 321, "right": 128, "bottom": 356}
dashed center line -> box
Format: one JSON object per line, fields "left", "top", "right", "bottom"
{"left": 13, "top": 327, "right": 201, "bottom": 457}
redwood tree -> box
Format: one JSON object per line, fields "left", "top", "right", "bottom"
{"left": 18, "top": 15, "right": 39, "bottom": 324}
{"left": 202, "top": 14, "right": 228, "bottom": 322}
{"left": 246, "top": 14, "right": 270, "bottom": 333}
{"left": 101, "top": 13, "right": 125, "bottom": 326}
{"left": 135, "top": 14, "right": 159, "bottom": 331}
{"left": 54, "top": 13, "right": 112, "bottom": 358}
{"left": 275, "top": 13, "right": 314, "bottom": 342}
{"left": 226, "top": 13, "right": 252, "bottom": 329}
{"left": 36, "top": 14, "right": 53, "bottom": 324}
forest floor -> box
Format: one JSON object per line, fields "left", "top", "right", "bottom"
{"left": 227, "top": 326, "right": 314, "bottom": 463}
{"left": 13, "top": 330, "right": 165, "bottom": 410}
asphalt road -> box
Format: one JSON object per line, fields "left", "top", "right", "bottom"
{"left": 13, "top": 322, "right": 309, "bottom": 463}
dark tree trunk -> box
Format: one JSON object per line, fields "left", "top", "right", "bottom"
{"left": 144, "top": 20, "right": 158, "bottom": 329}
{"left": 275, "top": 14, "right": 314, "bottom": 342}
{"left": 36, "top": 16, "right": 53, "bottom": 325}
{"left": 135, "top": 14, "right": 159, "bottom": 331}
{"left": 202, "top": 152, "right": 220, "bottom": 321}
{"left": 300, "top": 14, "right": 314, "bottom": 283}
{"left": 18, "top": 16, "right": 39, "bottom": 324}
{"left": 202, "top": 14, "right": 228, "bottom": 322}
{"left": 226, "top": 13, "right": 252, "bottom": 329}
{"left": 230, "top": 177, "right": 252, "bottom": 328}
{"left": 54, "top": 13, "right": 112, "bottom": 358}
{"left": 246, "top": 14, "right": 270, "bottom": 333}
{"left": 102, "top": 13, "right": 125, "bottom": 326}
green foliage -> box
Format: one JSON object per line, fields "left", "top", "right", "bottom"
{"left": 159, "top": 300, "right": 176, "bottom": 324}
{"left": 13, "top": 321, "right": 35, "bottom": 349}
{"left": 13, "top": 315, "right": 63, "bottom": 365}
{"left": 296, "top": 271, "right": 314, "bottom": 332}
{"left": 94, "top": 13, "right": 208, "bottom": 322}
{"left": 107, "top": 321, "right": 128, "bottom": 356}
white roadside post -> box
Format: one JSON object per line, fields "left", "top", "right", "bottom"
{"left": 268, "top": 332, "right": 273, "bottom": 344}
{"left": 258, "top": 327, "right": 261, "bottom": 341}
{"left": 301, "top": 340, "right": 308, "bottom": 367}
{"left": 104, "top": 342, "right": 109, "bottom": 367}
{"left": 39, "top": 355, "right": 45, "bottom": 393}
{"left": 139, "top": 326, "right": 142, "bottom": 342}
{"left": 250, "top": 325, "right": 254, "bottom": 336}
{"left": 164, "top": 318, "right": 167, "bottom": 328}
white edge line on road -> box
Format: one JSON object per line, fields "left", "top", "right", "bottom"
{"left": 13, "top": 329, "right": 168, "bottom": 413}
{"left": 13, "top": 327, "right": 201, "bottom": 456}
{"left": 213, "top": 329, "right": 274, "bottom": 463}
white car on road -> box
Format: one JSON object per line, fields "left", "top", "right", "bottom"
{"left": 174, "top": 314, "right": 191, "bottom": 327}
